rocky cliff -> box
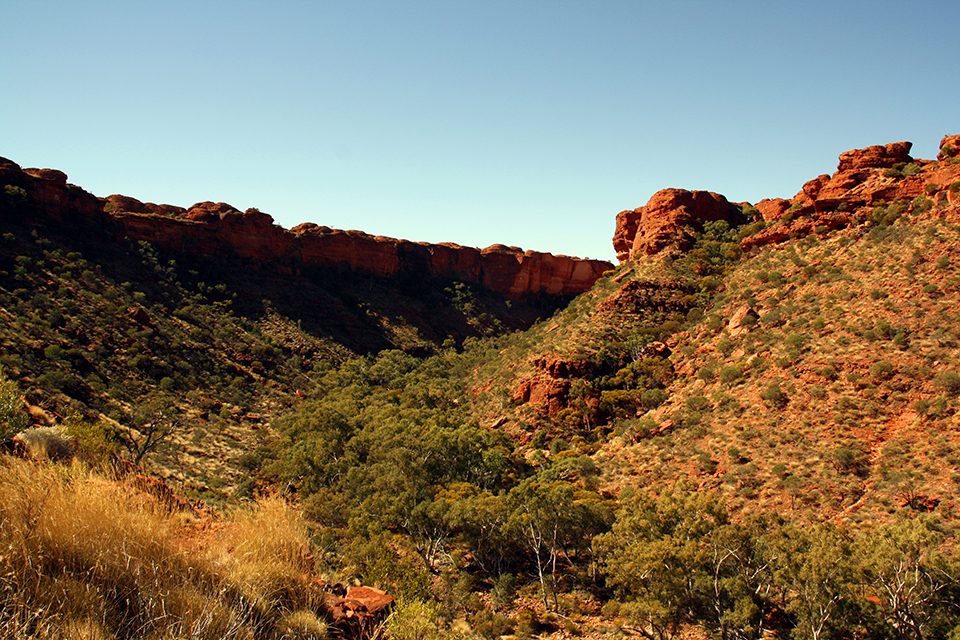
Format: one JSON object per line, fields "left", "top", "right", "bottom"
{"left": 612, "top": 189, "right": 745, "bottom": 262}
{"left": 613, "top": 136, "right": 960, "bottom": 262}
{"left": 0, "top": 157, "right": 612, "bottom": 299}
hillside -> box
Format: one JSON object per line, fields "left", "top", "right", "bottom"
{"left": 3, "top": 135, "right": 960, "bottom": 639}
{"left": 471, "top": 135, "right": 960, "bottom": 526}
{"left": 0, "top": 156, "right": 608, "bottom": 501}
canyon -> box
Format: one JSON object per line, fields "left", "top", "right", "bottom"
{"left": 0, "top": 157, "right": 612, "bottom": 300}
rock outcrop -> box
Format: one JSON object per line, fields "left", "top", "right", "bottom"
{"left": 613, "top": 137, "right": 960, "bottom": 261}
{"left": 0, "top": 157, "right": 612, "bottom": 299}
{"left": 613, "top": 189, "right": 745, "bottom": 263}
{"left": 741, "top": 137, "right": 960, "bottom": 251}
{"left": 836, "top": 141, "right": 913, "bottom": 171}
{"left": 940, "top": 134, "right": 960, "bottom": 161}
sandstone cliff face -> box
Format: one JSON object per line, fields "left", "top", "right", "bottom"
{"left": 742, "top": 137, "right": 960, "bottom": 251}
{"left": 0, "top": 157, "right": 612, "bottom": 299}
{"left": 612, "top": 136, "right": 960, "bottom": 261}
{"left": 612, "top": 189, "right": 745, "bottom": 263}
{"left": 110, "top": 201, "right": 612, "bottom": 297}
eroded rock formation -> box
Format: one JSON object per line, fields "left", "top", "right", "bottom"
{"left": 742, "top": 136, "right": 960, "bottom": 251}
{"left": 0, "top": 157, "right": 612, "bottom": 299}
{"left": 613, "top": 189, "right": 745, "bottom": 263}
{"left": 611, "top": 136, "right": 960, "bottom": 261}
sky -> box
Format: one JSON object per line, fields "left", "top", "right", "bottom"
{"left": 2, "top": 1, "right": 958, "bottom": 263}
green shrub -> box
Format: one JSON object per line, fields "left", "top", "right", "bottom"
{"left": 869, "top": 361, "right": 895, "bottom": 380}
{"left": 719, "top": 365, "right": 743, "bottom": 384}
{"left": 911, "top": 196, "right": 933, "bottom": 213}
{"left": 388, "top": 600, "right": 443, "bottom": 640}
{"left": 936, "top": 371, "right": 960, "bottom": 396}
{"left": 761, "top": 382, "right": 788, "bottom": 408}
{"left": 640, "top": 388, "right": 668, "bottom": 409}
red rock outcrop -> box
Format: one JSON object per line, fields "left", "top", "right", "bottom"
{"left": 740, "top": 138, "right": 960, "bottom": 251}
{"left": 613, "top": 189, "right": 745, "bottom": 263}
{"left": 113, "top": 203, "right": 612, "bottom": 297}
{"left": 836, "top": 141, "right": 913, "bottom": 171}
{"left": 0, "top": 157, "right": 612, "bottom": 299}
{"left": 940, "top": 134, "right": 960, "bottom": 160}
{"left": 325, "top": 586, "right": 394, "bottom": 639}
{"left": 0, "top": 158, "right": 103, "bottom": 223}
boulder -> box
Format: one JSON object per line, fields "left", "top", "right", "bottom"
{"left": 325, "top": 586, "right": 394, "bottom": 639}
{"left": 754, "top": 198, "right": 791, "bottom": 222}
{"left": 728, "top": 305, "right": 758, "bottom": 337}
{"left": 612, "top": 188, "right": 745, "bottom": 263}
{"left": 836, "top": 141, "right": 912, "bottom": 171}
{"left": 939, "top": 134, "right": 960, "bottom": 160}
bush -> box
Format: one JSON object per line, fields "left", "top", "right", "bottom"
{"left": 719, "top": 365, "right": 743, "bottom": 384}
{"left": 936, "top": 371, "right": 960, "bottom": 396}
{"left": 388, "top": 600, "right": 444, "bottom": 640}
{"left": 911, "top": 196, "right": 933, "bottom": 213}
{"left": 761, "top": 382, "right": 788, "bottom": 408}
{"left": 869, "top": 361, "right": 895, "bottom": 381}
{"left": 0, "top": 368, "right": 27, "bottom": 439}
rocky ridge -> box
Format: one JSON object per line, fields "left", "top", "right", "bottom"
{"left": 613, "top": 136, "right": 960, "bottom": 262}
{"left": 0, "top": 157, "right": 612, "bottom": 299}
{"left": 514, "top": 135, "right": 960, "bottom": 428}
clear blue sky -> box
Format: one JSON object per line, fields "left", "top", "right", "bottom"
{"left": 3, "top": 1, "right": 957, "bottom": 262}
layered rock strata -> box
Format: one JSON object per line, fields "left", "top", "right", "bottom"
{"left": 612, "top": 136, "right": 960, "bottom": 262}
{"left": 0, "top": 157, "right": 612, "bottom": 298}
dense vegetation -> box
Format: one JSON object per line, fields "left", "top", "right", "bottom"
{"left": 4, "top": 157, "right": 960, "bottom": 638}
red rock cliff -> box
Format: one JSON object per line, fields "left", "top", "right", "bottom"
{"left": 612, "top": 189, "right": 745, "bottom": 263}
{"left": 613, "top": 136, "right": 960, "bottom": 261}
{"left": 0, "top": 157, "right": 612, "bottom": 298}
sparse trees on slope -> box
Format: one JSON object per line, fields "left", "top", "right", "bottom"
{"left": 595, "top": 484, "right": 730, "bottom": 640}
{"left": 855, "top": 517, "right": 960, "bottom": 640}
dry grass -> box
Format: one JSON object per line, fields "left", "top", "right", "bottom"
{"left": 0, "top": 457, "right": 330, "bottom": 639}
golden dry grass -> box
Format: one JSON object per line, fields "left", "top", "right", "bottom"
{"left": 0, "top": 457, "right": 330, "bottom": 639}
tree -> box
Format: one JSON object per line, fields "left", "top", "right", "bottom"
{"left": 770, "top": 522, "right": 857, "bottom": 640}
{"left": 121, "top": 399, "right": 180, "bottom": 464}
{"left": 698, "top": 514, "right": 782, "bottom": 640}
{"left": 0, "top": 367, "right": 27, "bottom": 440}
{"left": 506, "top": 457, "right": 613, "bottom": 610}
{"left": 595, "top": 484, "right": 729, "bottom": 640}
{"left": 855, "top": 517, "right": 960, "bottom": 640}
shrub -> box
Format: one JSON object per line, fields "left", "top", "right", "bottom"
{"left": 640, "top": 388, "right": 669, "bottom": 409}
{"left": 761, "top": 382, "right": 788, "bottom": 408}
{"left": 0, "top": 368, "right": 27, "bottom": 439}
{"left": 719, "top": 365, "right": 743, "bottom": 384}
{"left": 388, "top": 600, "right": 444, "bottom": 640}
{"left": 911, "top": 196, "right": 933, "bottom": 213}
{"left": 936, "top": 371, "right": 960, "bottom": 396}
{"left": 869, "top": 361, "right": 895, "bottom": 381}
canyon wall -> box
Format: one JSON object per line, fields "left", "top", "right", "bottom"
{"left": 613, "top": 136, "right": 960, "bottom": 262}
{"left": 0, "top": 157, "right": 612, "bottom": 298}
